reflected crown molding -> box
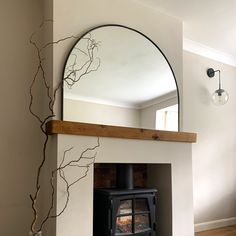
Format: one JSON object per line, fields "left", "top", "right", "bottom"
{"left": 140, "top": 91, "right": 177, "bottom": 109}
{"left": 64, "top": 91, "right": 177, "bottom": 110}
{"left": 64, "top": 92, "right": 141, "bottom": 109}
{"left": 183, "top": 38, "right": 236, "bottom": 68}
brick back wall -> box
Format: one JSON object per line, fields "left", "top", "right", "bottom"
{"left": 94, "top": 163, "right": 147, "bottom": 188}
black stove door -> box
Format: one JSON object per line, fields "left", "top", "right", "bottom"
{"left": 111, "top": 193, "right": 156, "bottom": 236}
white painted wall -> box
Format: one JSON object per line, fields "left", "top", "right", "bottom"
{"left": 56, "top": 135, "right": 194, "bottom": 236}
{"left": 183, "top": 51, "right": 236, "bottom": 229}
{"left": 64, "top": 98, "right": 140, "bottom": 128}
{"left": 0, "top": 1, "right": 44, "bottom": 235}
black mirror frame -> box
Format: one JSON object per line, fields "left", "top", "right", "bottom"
{"left": 61, "top": 24, "right": 180, "bottom": 132}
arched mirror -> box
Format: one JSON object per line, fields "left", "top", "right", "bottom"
{"left": 62, "top": 25, "right": 179, "bottom": 131}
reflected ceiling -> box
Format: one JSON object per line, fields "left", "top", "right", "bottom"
{"left": 64, "top": 26, "right": 176, "bottom": 108}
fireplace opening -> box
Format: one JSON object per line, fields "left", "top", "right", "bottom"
{"left": 93, "top": 164, "right": 157, "bottom": 236}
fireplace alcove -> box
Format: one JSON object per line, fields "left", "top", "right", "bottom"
{"left": 46, "top": 120, "right": 196, "bottom": 236}
{"left": 93, "top": 163, "right": 171, "bottom": 236}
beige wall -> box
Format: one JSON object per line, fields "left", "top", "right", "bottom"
{"left": 64, "top": 98, "right": 140, "bottom": 128}
{"left": 0, "top": 0, "right": 44, "bottom": 235}
{"left": 183, "top": 51, "right": 236, "bottom": 227}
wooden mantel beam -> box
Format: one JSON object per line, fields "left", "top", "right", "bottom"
{"left": 46, "top": 120, "right": 197, "bottom": 143}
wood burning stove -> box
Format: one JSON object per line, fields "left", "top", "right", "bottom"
{"left": 94, "top": 164, "right": 157, "bottom": 236}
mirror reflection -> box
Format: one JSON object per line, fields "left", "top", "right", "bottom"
{"left": 63, "top": 25, "right": 179, "bottom": 131}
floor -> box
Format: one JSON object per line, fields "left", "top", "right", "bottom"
{"left": 195, "top": 225, "right": 236, "bottom": 236}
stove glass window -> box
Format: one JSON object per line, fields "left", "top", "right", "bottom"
{"left": 116, "top": 215, "right": 132, "bottom": 234}
{"left": 118, "top": 200, "right": 132, "bottom": 215}
{"left": 134, "top": 199, "right": 149, "bottom": 212}
{"left": 134, "top": 214, "right": 150, "bottom": 233}
{"left": 115, "top": 198, "right": 151, "bottom": 235}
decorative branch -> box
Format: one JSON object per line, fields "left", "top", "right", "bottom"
{"left": 29, "top": 21, "right": 101, "bottom": 235}
{"left": 63, "top": 34, "right": 101, "bottom": 88}
{"left": 38, "top": 137, "right": 100, "bottom": 231}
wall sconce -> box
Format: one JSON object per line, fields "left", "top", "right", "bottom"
{"left": 206, "top": 68, "right": 229, "bottom": 105}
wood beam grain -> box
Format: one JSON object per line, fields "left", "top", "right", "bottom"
{"left": 46, "top": 120, "right": 197, "bottom": 143}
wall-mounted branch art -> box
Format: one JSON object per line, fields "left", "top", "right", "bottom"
{"left": 28, "top": 21, "right": 100, "bottom": 236}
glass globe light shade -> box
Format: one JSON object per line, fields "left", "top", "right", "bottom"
{"left": 211, "top": 88, "right": 229, "bottom": 105}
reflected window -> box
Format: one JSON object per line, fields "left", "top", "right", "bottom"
{"left": 156, "top": 104, "right": 178, "bottom": 131}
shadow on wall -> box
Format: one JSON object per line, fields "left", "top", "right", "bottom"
{"left": 198, "top": 86, "right": 211, "bottom": 105}
{"left": 195, "top": 190, "right": 236, "bottom": 223}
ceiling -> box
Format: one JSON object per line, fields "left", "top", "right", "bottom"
{"left": 136, "top": 0, "right": 236, "bottom": 57}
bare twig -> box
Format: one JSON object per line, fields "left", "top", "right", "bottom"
{"left": 38, "top": 137, "right": 100, "bottom": 231}
{"left": 29, "top": 21, "right": 101, "bottom": 234}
